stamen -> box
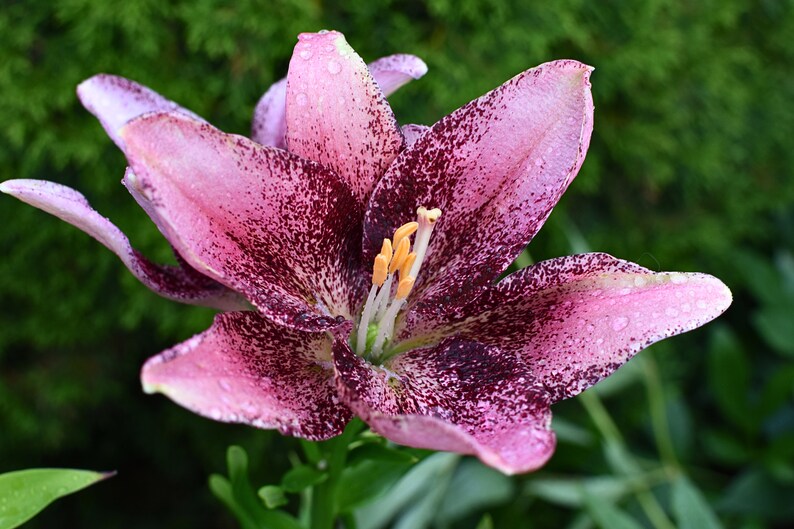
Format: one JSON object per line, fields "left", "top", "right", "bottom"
{"left": 393, "top": 221, "right": 418, "bottom": 248}
{"left": 395, "top": 276, "right": 415, "bottom": 299}
{"left": 389, "top": 237, "right": 410, "bottom": 274}
{"left": 356, "top": 284, "right": 379, "bottom": 355}
{"left": 408, "top": 207, "right": 442, "bottom": 279}
{"left": 372, "top": 254, "right": 389, "bottom": 286}
{"left": 400, "top": 252, "right": 417, "bottom": 279}
{"left": 380, "top": 238, "right": 393, "bottom": 263}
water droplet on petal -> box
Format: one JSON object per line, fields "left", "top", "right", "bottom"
{"left": 534, "top": 157, "right": 543, "bottom": 167}
{"left": 327, "top": 60, "right": 342, "bottom": 74}
{"left": 218, "top": 379, "right": 232, "bottom": 392}
{"left": 209, "top": 408, "right": 223, "bottom": 420}
{"left": 665, "top": 307, "right": 679, "bottom": 317}
{"left": 634, "top": 276, "right": 647, "bottom": 287}
{"left": 611, "top": 316, "right": 629, "bottom": 331}
{"left": 299, "top": 49, "right": 312, "bottom": 60}
{"left": 670, "top": 273, "right": 687, "bottom": 284}
{"left": 296, "top": 93, "right": 309, "bottom": 106}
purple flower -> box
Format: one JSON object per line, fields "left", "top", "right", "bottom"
{"left": 1, "top": 31, "right": 731, "bottom": 474}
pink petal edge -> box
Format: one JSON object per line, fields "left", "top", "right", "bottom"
{"left": 0, "top": 179, "right": 246, "bottom": 310}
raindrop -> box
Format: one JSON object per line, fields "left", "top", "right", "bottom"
{"left": 665, "top": 307, "right": 679, "bottom": 317}
{"left": 299, "top": 49, "right": 312, "bottom": 60}
{"left": 670, "top": 273, "right": 687, "bottom": 284}
{"left": 296, "top": 93, "right": 309, "bottom": 106}
{"left": 534, "top": 157, "right": 543, "bottom": 167}
{"left": 611, "top": 316, "right": 629, "bottom": 331}
{"left": 209, "top": 408, "right": 223, "bottom": 420}
{"left": 327, "top": 60, "right": 342, "bottom": 74}
{"left": 218, "top": 379, "right": 232, "bottom": 392}
{"left": 634, "top": 276, "right": 647, "bottom": 287}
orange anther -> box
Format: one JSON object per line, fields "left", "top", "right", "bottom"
{"left": 380, "top": 238, "right": 393, "bottom": 264}
{"left": 395, "top": 276, "right": 415, "bottom": 300}
{"left": 400, "top": 252, "right": 417, "bottom": 279}
{"left": 372, "top": 254, "right": 389, "bottom": 286}
{"left": 389, "top": 237, "right": 410, "bottom": 274}
{"left": 393, "top": 221, "right": 418, "bottom": 248}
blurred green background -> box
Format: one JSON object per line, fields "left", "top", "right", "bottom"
{"left": 1, "top": 0, "right": 792, "bottom": 527}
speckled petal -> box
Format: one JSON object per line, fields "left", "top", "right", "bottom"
{"left": 363, "top": 60, "right": 594, "bottom": 307}
{"left": 143, "top": 311, "right": 351, "bottom": 440}
{"left": 285, "top": 31, "right": 404, "bottom": 203}
{"left": 252, "top": 54, "right": 427, "bottom": 150}
{"left": 399, "top": 253, "right": 733, "bottom": 402}
{"left": 121, "top": 112, "right": 367, "bottom": 331}
{"left": 333, "top": 337, "right": 556, "bottom": 474}
{"left": 401, "top": 124, "right": 430, "bottom": 147}
{"left": 77, "top": 74, "right": 203, "bottom": 152}
{"left": 0, "top": 179, "right": 246, "bottom": 310}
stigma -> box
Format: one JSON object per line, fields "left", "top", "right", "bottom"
{"left": 355, "top": 206, "right": 441, "bottom": 359}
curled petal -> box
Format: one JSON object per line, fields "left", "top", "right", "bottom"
{"left": 143, "top": 312, "right": 351, "bottom": 440}
{"left": 400, "top": 253, "right": 733, "bottom": 401}
{"left": 252, "top": 53, "right": 427, "bottom": 150}
{"left": 121, "top": 112, "right": 367, "bottom": 331}
{"left": 333, "top": 337, "right": 556, "bottom": 474}
{"left": 285, "top": 31, "right": 404, "bottom": 203}
{"left": 368, "top": 54, "right": 429, "bottom": 95}
{"left": 0, "top": 179, "right": 246, "bottom": 310}
{"left": 77, "top": 74, "right": 203, "bottom": 152}
{"left": 401, "top": 124, "right": 430, "bottom": 147}
{"left": 364, "top": 60, "right": 594, "bottom": 307}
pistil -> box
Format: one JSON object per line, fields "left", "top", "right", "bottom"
{"left": 355, "top": 206, "right": 441, "bottom": 360}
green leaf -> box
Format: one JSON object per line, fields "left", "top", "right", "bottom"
{"left": 526, "top": 475, "right": 634, "bottom": 508}
{"left": 347, "top": 443, "right": 418, "bottom": 465}
{"left": 583, "top": 491, "right": 644, "bottom": 529}
{"left": 436, "top": 459, "right": 514, "bottom": 524}
{"left": 672, "top": 476, "right": 724, "bottom": 529}
{"left": 258, "top": 485, "right": 288, "bottom": 509}
{"left": 754, "top": 307, "right": 794, "bottom": 357}
{"left": 707, "top": 326, "right": 752, "bottom": 431}
{"left": 336, "top": 459, "right": 414, "bottom": 513}
{"left": 475, "top": 514, "right": 494, "bottom": 529}
{"left": 280, "top": 464, "right": 327, "bottom": 493}
{"left": 0, "top": 468, "right": 111, "bottom": 529}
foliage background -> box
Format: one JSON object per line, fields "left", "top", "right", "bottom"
{"left": 1, "top": 0, "right": 792, "bottom": 527}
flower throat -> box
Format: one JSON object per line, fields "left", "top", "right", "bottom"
{"left": 355, "top": 206, "right": 441, "bottom": 361}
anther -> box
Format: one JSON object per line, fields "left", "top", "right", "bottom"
{"left": 372, "top": 254, "right": 389, "bottom": 286}
{"left": 395, "top": 276, "right": 415, "bottom": 299}
{"left": 389, "top": 237, "right": 410, "bottom": 274}
{"left": 380, "top": 238, "right": 393, "bottom": 264}
{"left": 393, "top": 221, "right": 418, "bottom": 248}
{"left": 400, "top": 252, "right": 417, "bottom": 279}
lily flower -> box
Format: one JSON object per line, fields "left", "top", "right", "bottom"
{"left": 0, "top": 31, "right": 731, "bottom": 474}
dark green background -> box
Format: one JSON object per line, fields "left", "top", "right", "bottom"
{"left": 1, "top": 0, "right": 792, "bottom": 527}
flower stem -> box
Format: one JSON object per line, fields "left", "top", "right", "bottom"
{"left": 308, "top": 419, "right": 362, "bottom": 529}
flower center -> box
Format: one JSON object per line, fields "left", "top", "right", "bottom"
{"left": 355, "top": 206, "right": 441, "bottom": 361}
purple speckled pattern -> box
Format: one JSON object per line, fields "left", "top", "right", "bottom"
{"left": 0, "top": 179, "right": 245, "bottom": 310}
{"left": 0, "top": 31, "right": 735, "bottom": 474}
{"left": 121, "top": 112, "right": 368, "bottom": 331}
{"left": 363, "top": 60, "right": 594, "bottom": 309}
{"left": 143, "top": 311, "right": 351, "bottom": 440}
{"left": 285, "top": 31, "right": 405, "bottom": 205}
{"left": 333, "top": 336, "right": 555, "bottom": 474}
{"left": 252, "top": 53, "right": 427, "bottom": 149}
{"left": 398, "top": 253, "right": 733, "bottom": 402}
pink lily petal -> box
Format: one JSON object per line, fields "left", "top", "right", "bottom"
{"left": 0, "top": 179, "right": 246, "bottom": 310}
{"left": 401, "top": 124, "right": 430, "bottom": 147}
{"left": 368, "top": 54, "right": 429, "bottom": 95}
{"left": 399, "top": 253, "right": 732, "bottom": 402}
{"left": 284, "top": 31, "right": 405, "bottom": 203}
{"left": 363, "top": 60, "right": 594, "bottom": 307}
{"left": 121, "top": 112, "right": 367, "bottom": 331}
{"left": 253, "top": 53, "right": 427, "bottom": 150}
{"left": 333, "top": 337, "right": 555, "bottom": 475}
{"left": 143, "top": 312, "right": 351, "bottom": 440}
{"left": 77, "top": 74, "right": 204, "bottom": 152}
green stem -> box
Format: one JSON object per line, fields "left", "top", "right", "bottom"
{"left": 579, "top": 391, "right": 676, "bottom": 529}
{"left": 308, "top": 420, "right": 362, "bottom": 529}
{"left": 641, "top": 356, "right": 681, "bottom": 473}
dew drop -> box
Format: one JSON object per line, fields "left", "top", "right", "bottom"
{"left": 611, "top": 316, "right": 629, "bottom": 331}
{"left": 634, "top": 276, "right": 647, "bottom": 287}
{"left": 299, "top": 49, "right": 312, "bottom": 60}
{"left": 665, "top": 307, "right": 679, "bottom": 317}
{"left": 218, "top": 379, "right": 232, "bottom": 392}
{"left": 209, "top": 407, "right": 223, "bottom": 420}
{"left": 534, "top": 157, "right": 543, "bottom": 167}
{"left": 296, "top": 93, "right": 309, "bottom": 106}
{"left": 696, "top": 300, "right": 707, "bottom": 309}
{"left": 670, "top": 273, "right": 687, "bottom": 284}
{"left": 327, "top": 60, "right": 342, "bottom": 74}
